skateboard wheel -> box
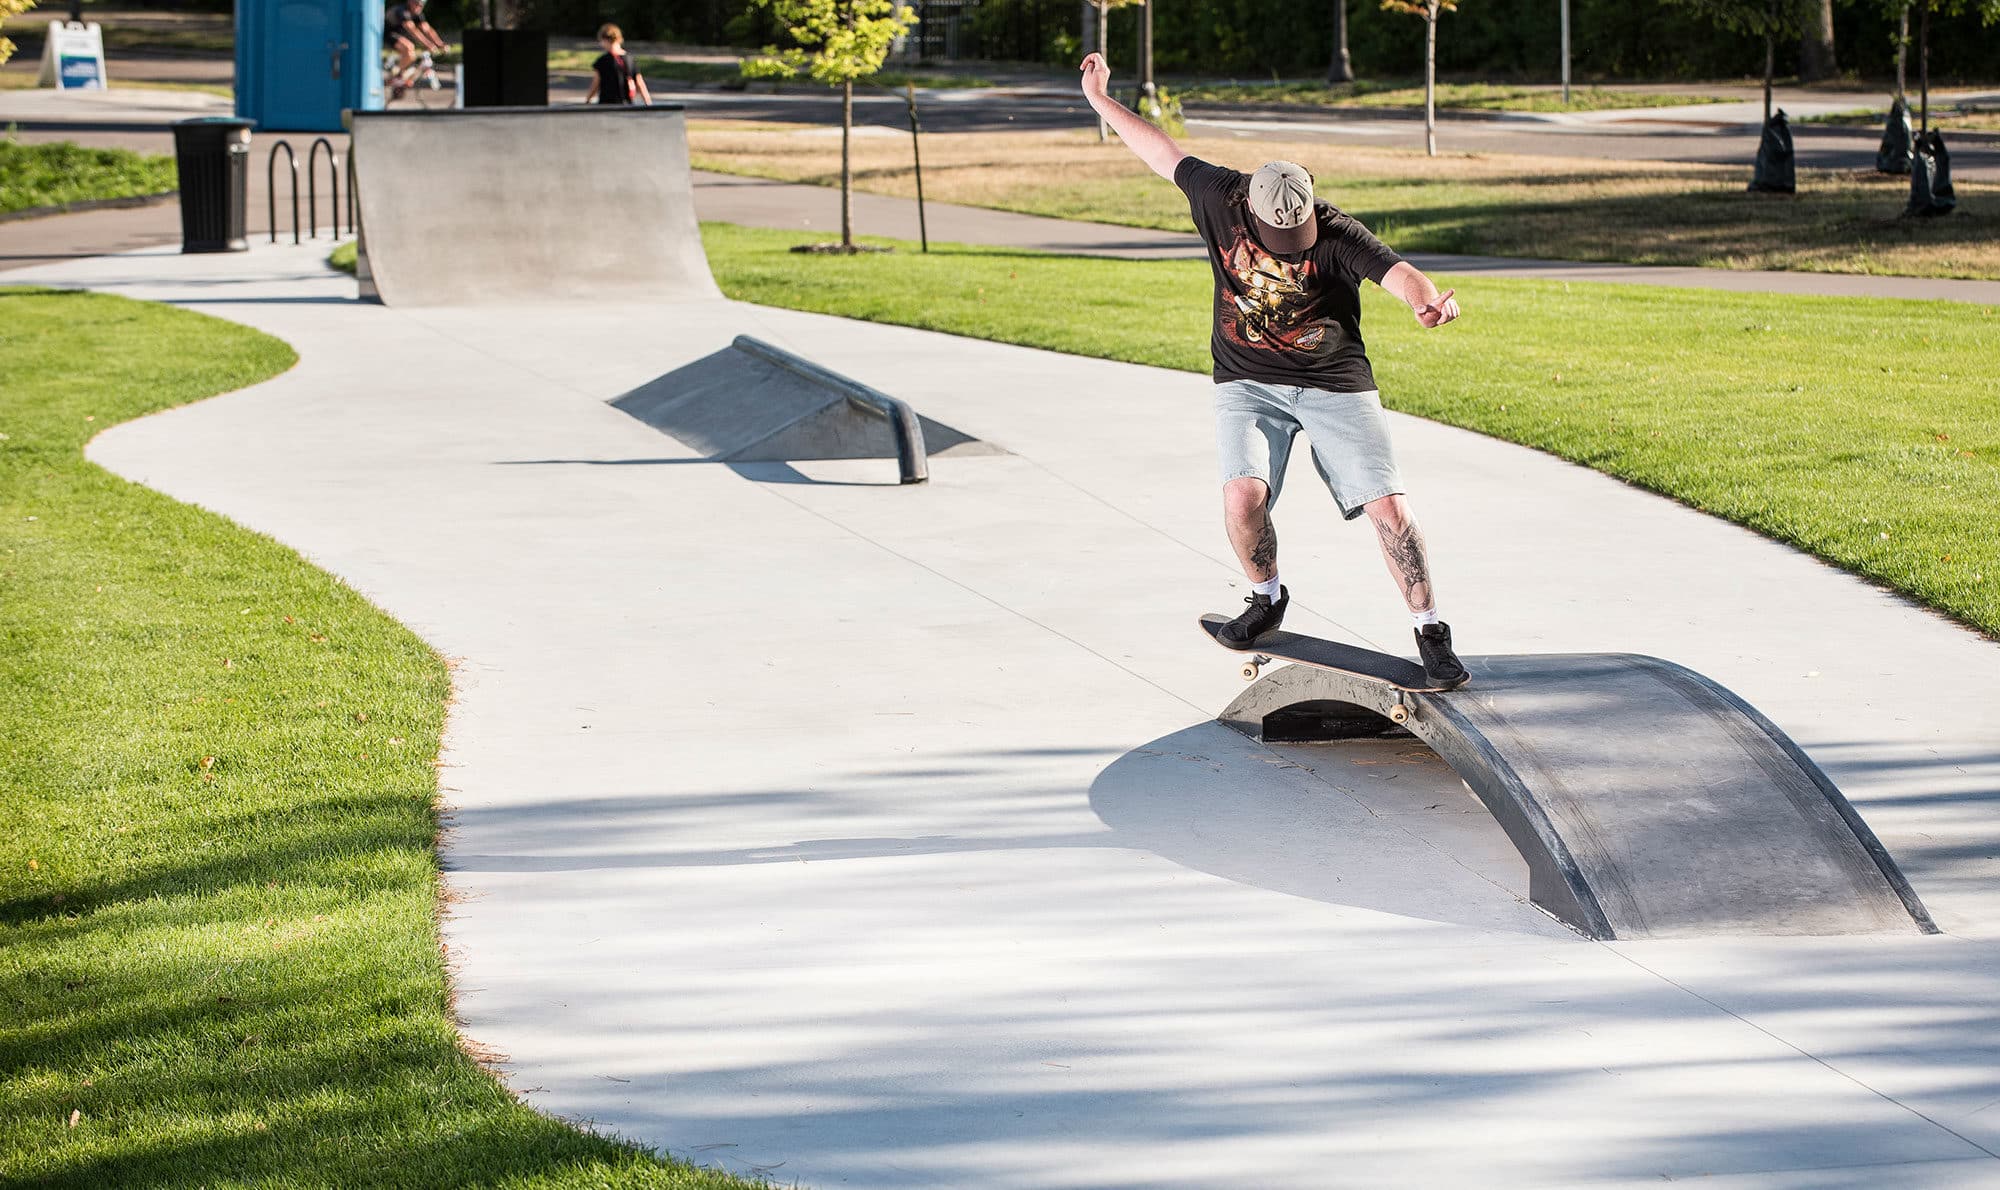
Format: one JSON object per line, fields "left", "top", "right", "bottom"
{"left": 1389, "top": 704, "right": 1410, "bottom": 724}
{"left": 1240, "top": 662, "right": 1260, "bottom": 682}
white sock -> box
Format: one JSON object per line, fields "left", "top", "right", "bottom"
{"left": 1412, "top": 606, "right": 1441, "bottom": 629}
{"left": 1252, "top": 574, "right": 1282, "bottom": 601}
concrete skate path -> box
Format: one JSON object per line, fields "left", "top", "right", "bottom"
{"left": 18, "top": 242, "right": 2000, "bottom": 1187}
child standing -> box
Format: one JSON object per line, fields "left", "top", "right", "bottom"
{"left": 584, "top": 24, "right": 652, "bottom": 106}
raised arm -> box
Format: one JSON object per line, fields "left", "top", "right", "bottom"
{"left": 1078, "top": 53, "right": 1186, "bottom": 181}
{"left": 1381, "top": 260, "right": 1460, "bottom": 329}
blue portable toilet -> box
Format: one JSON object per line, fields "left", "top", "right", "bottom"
{"left": 237, "top": 0, "right": 384, "bottom": 132}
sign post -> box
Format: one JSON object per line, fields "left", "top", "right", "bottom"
{"left": 36, "top": 20, "right": 108, "bottom": 91}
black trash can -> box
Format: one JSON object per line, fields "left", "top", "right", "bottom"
{"left": 461, "top": 29, "right": 548, "bottom": 108}
{"left": 172, "top": 117, "right": 253, "bottom": 253}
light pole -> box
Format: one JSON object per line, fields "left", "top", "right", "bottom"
{"left": 1559, "top": 0, "right": 1571, "bottom": 105}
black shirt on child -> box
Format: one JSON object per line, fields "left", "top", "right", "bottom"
{"left": 592, "top": 51, "right": 635, "bottom": 104}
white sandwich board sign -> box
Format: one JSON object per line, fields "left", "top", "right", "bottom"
{"left": 37, "top": 21, "right": 108, "bottom": 91}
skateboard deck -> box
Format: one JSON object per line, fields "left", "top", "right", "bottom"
{"left": 1199, "top": 614, "right": 1453, "bottom": 693}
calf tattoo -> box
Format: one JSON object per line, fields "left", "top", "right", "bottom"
{"left": 1250, "top": 516, "right": 1278, "bottom": 574}
{"left": 1373, "top": 516, "right": 1433, "bottom": 610}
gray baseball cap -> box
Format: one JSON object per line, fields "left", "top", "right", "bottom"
{"left": 1247, "top": 161, "right": 1318, "bottom": 253}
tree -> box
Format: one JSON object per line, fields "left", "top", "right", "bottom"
{"left": 1664, "top": 0, "right": 1819, "bottom": 123}
{"left": 1327, "top": 0, "right": 1354, "bottom": 84}
{"left": 1883, "top": 0, "right": 2000, "bottom": 130}
{"left": 1799, "top": 0, "right": 1836, "bottom": 81}
{"left": 1085, "top": 0, "right": 1145, "bottom": 141}
{"left": 0, "top": 0, "right": 36, "bottom": 67}
{"left": 1379, "top": 0, "right": 1457, "bottom": 157}
{"left": 743, "top": 0, "right": 917, "bottom": 252}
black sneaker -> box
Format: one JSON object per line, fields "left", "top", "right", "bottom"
{"left": 1415, "top": 622, "right": 1470, "bottom": 690}
{"left": 1217, "top": 587, "right": 1288, "bottom": 649}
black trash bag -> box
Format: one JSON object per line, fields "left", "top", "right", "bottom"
{"left": 1749, "top": 108, "right": 1796, "bottom": 194}
{"left": 1908, "top": 129, "right": 1956, "bottom": 217}
{"left": 1876, "top": 97, "right": 1913, "bottom": 174}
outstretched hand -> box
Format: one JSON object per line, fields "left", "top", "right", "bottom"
{"left": 1078, "top": 52, "right": 1110, "bottom": 101}
{"left": 1415, "top": 288, "right": 1459, "bottom": 329}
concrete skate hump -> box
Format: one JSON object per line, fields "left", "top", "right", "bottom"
{"left": 349, "top": 106, "right": 720, "bottom": 307}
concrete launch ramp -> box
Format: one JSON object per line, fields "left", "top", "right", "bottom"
{"left": 1221, "top": 653, "right": 1936, "bottom": 940}
{"left": 348, "top": 106, "right": 719, "bottom": 306}
{"left": 612, "top": 334, "right": 1000, "bottom": 477}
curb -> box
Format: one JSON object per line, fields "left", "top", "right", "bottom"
{"left": 0, "top": 190, "right": 178, "bottom": 224}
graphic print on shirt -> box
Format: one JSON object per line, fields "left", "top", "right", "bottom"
{"left": 1218, "top": 228, "right": 1330, "bottom": 353}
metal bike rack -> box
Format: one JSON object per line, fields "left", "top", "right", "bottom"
{"left": 264, "top": 137, "right": 346, "bottom": 243}
{"left": 307, "top": 137, "right": 343, "bottom": 239}
{"left": 266, "top": 139, "right": 299, "bottom": 244}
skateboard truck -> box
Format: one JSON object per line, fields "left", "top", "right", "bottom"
{"left": 1202, "top": 615, "right": 1446, "bottom": 726}
{"left": 1236, "top": 652, "right": 1412, "bottom": 721}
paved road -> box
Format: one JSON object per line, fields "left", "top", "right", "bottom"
{"left": 622, "top": 85, "right": 2000, "bottom": 182}
{"left": 8, "top": 47, "right": 1998, "bottom": 180}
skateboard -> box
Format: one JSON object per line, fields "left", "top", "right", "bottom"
{"left": 1199, "top": 614, "right": 1456, "bottom": 723}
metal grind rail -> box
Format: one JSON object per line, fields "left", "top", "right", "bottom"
{"left": 732, "top": 335, "right": 930, "bottom": 485}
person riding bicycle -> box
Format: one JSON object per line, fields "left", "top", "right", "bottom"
{"left": 583, "top": 23, "right": 651, "bottom": 106}
{"left": 384, "top": 0, "right": 447, "bottom": 86}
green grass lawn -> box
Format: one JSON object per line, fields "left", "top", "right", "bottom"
{"left": 0, "top": 287, "right": 762, "bottom": 1187}
{"left": 1178, "top": 80, "right": 1725, "bottom": 112}
{"left": 0, "top": 139, "right": 177, "bottom": 216}
{"left": 1802, "top": 104, "right": 2000, "bottom": 133}
{"left": 699, "top": 222, "right": 2000, "bottom": 638}
{"left": 689, "top": 126, "right": 2000, "bottom": 280}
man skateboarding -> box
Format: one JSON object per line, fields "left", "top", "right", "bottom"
{"left": 1078, "top": 52, "right": 1469, "bottom": 690}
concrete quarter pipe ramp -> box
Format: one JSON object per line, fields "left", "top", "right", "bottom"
{"left": 348, "top": 106, "right": 719, "bottom": 306}
{"left": 1222, "top": 653, "right": 1936, "bottom": 940}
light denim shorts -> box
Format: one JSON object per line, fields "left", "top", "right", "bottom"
{"left": 1214, "top": 379, "right": 1403, "bottom": 520}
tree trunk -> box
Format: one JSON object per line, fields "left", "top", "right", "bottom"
{"left": 1763, "top": 28, "right": 1774, "bottom": 125}
{"left": 1799, "top": 0, "right": 1836, "bottom": 82}
{"left": 1918, "top": 1, "right": 1929, "bottom": 132}
{"left": 841, "top": 80, "right": 854, "bottom": 250}
{"left": 1895, "top": 4, "right": 1908, "bottom": 100}
{"left": 1139, "top": 0, "right": 1155, "bottom": 119}
{"left": 1097, "top": 1, "right": 1109, "bottom": 141}
{"left": 1080, "top": 0, "right": 1094, "bottom": 52}
{"left": 1327, "top": 0, "right": 1352, "bottom": 84}
{"left": 1424, "top": 1, "right": 1437, "bottom": 157}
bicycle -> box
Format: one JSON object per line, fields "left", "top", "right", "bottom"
{"left": 383, "top": 46, "right": 450, "bottom": 108}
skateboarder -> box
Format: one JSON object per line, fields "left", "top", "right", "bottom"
{"left": 1078, "top": 52, "right": 1469, "bottom": 689}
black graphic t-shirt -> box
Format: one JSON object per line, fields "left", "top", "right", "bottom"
{"left": 1175, "top": 157, "right": 1404, "bottom": 392}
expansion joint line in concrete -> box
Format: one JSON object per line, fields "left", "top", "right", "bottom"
{"left": 1606, "top": 944, "right": 2000, "bottom": 1161}
{"left": 744, "top": 472, "right": 1212, "bottom": 721}
{"left": 1007, "top": 450, "right": 1390, "bottom": 653}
